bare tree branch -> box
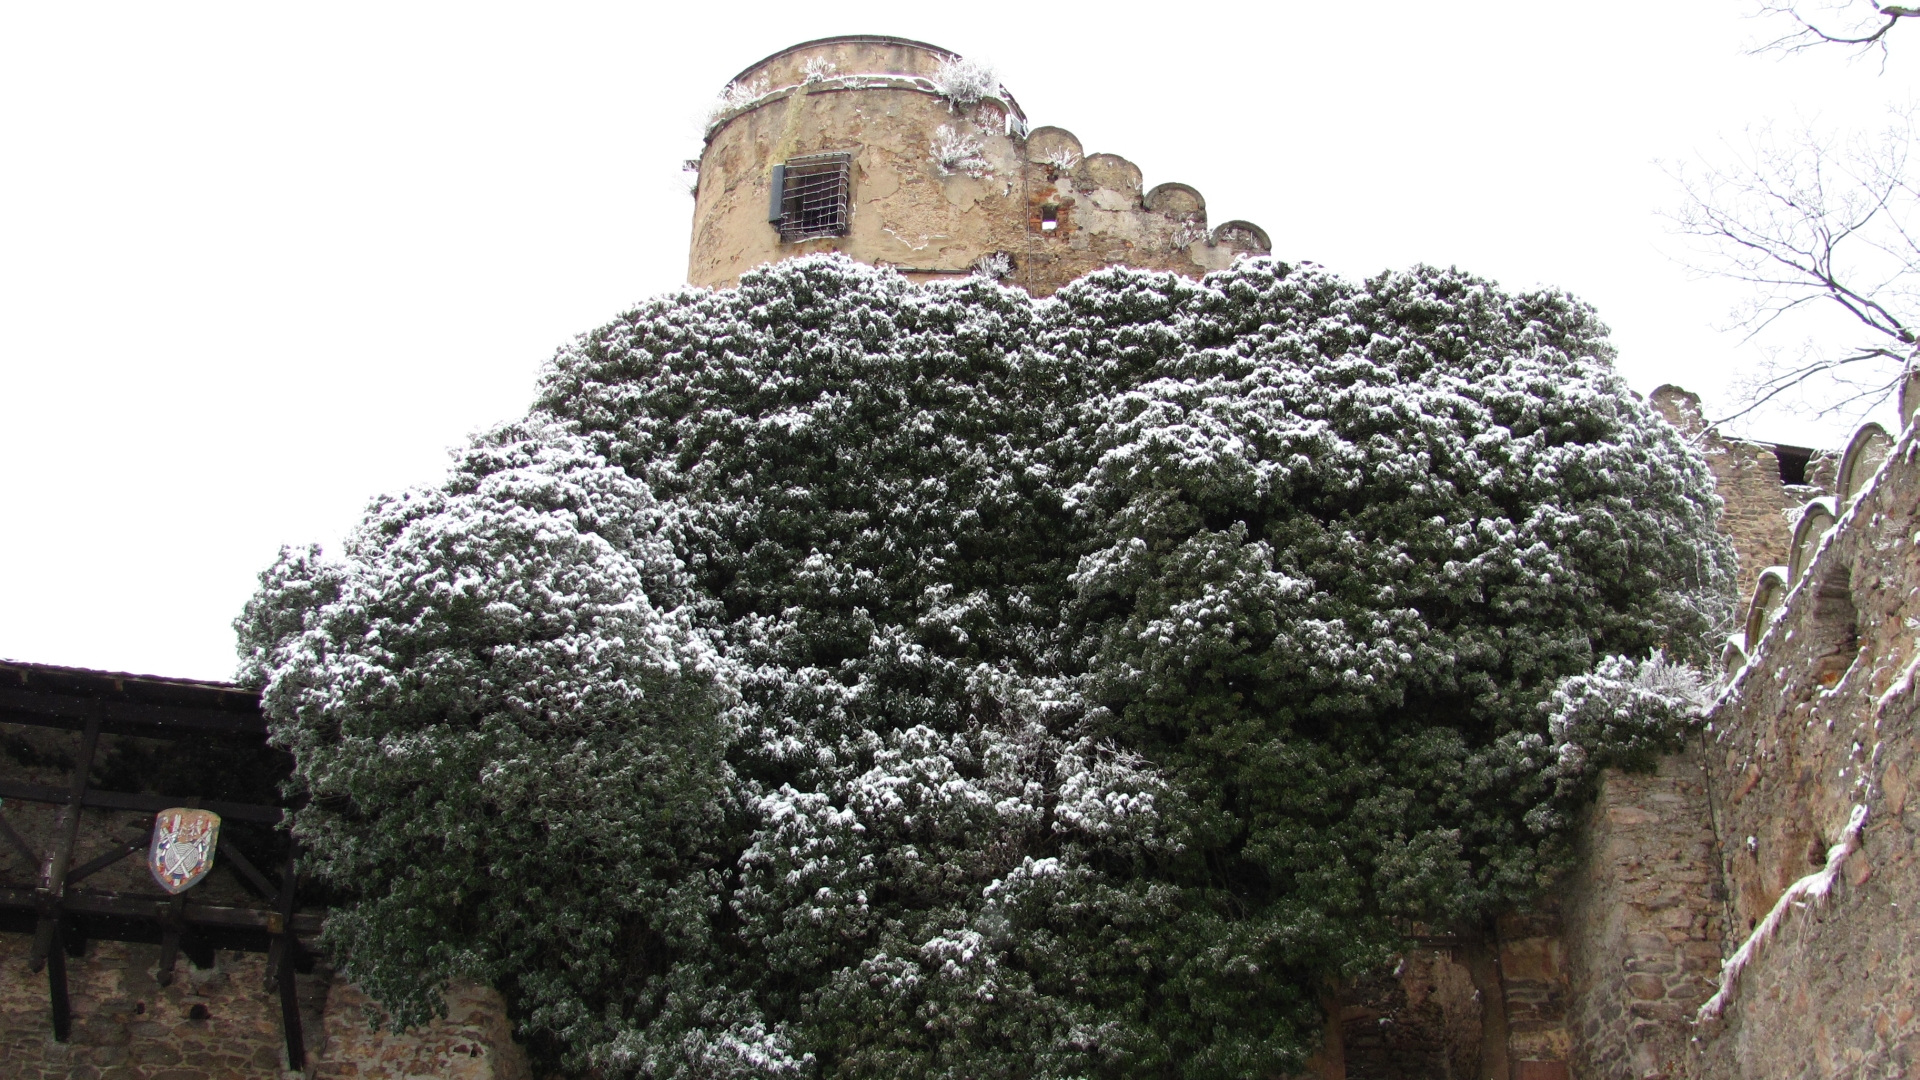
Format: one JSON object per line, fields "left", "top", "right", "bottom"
{"left": 1666, "top": 111, "right": 1920, "bottom": 428}
{"left": 1752, "top": 0, "right": 1920, "bottom": 61}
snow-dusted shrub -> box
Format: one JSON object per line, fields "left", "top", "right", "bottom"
{"left": 246, "top": 255, "right": 1734, "bottom": 1079}
{"left": 1040, "top": 147, "right": 1080, "bottom": 171}
{"left": 1544, "top": 651, "right": 1711, "bottom": 785}
{"left": 930, "top": 125, "right": 991, "bottom": 178}
{"left": 931, "top": 56, "right": 998, "bottom": 109}
{"left": 801, "top": 57, "right": 836, "bottom": 83}
{"left": 236, "top": 421, "right": 743, "bottom": 1074}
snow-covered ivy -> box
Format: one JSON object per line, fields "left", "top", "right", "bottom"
{"left": 241, "top": 255, "right": 1733, "bottom": 1078}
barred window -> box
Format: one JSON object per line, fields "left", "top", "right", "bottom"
{"left": 769, "top": 152, "right": 852, "bottom": 242}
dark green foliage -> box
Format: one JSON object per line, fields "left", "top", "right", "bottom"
{"left": 241, "top": 256, "right": 1732, "bottom": 1078}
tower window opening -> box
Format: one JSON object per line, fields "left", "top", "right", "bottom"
{"left": 772, "top": 152, "right": 852, "bottom": 242}
{"left": 1040, "top": 205, "right": 1059, "bottom": 232}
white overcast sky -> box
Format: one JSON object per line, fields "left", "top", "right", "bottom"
{"left": 2, "top": 2, "right": 1916, "bottom": 680}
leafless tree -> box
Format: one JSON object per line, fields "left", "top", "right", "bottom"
{"left": 1667, "top": 112, "right": 1920, "bottom": 427}
{"left": 1753, "top": 1, "right": 1920, "bottom": 59}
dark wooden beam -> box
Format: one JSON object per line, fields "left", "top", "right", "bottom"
{"left": 0, "top": 885, "right": 324, "bottom": 935}
{"left": 155, "top": 894, "right": 185, "bottom": 987}
{"left": 31, "top": 712, "right": 100, "bottom": 973}
{"left": 0, "top": 780, "right": 285, "bottom": 824}
{"left": 0, "top": 685, "right": 266, "bottom": 737}
{"left": 216, "top": 837, "right": 278, "bottom": 899}
{"left": 65, "top": 831, "right": 148, "bottom": 887}
{"left": 273, "top": 845, "right": 306, "bottom": 1070}
{"left": 278, "top": 935, "right": 306, "bottom": 1070}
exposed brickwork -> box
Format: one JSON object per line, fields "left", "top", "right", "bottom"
{"left": 1496, "top": 910, "right": 1573, "bottom": 1077}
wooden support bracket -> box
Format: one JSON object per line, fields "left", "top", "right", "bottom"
{"left": 31, "top": 711, "right": 101, "bottom": 974}
{"left": 65, "top": 826, "right": 149, "bottom": 887}
{"left": 217, "top": 836, "right": 278, "bottom": 899}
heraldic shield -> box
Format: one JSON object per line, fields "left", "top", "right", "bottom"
{"left": 149, "top": 808, "right": 221, "bottom": 894}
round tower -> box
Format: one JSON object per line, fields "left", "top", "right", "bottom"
{"left": 688, "top": 35, "right": 1270, "bottom": 295}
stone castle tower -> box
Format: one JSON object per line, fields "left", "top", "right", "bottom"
{"left": 688, "top": 35, "right": 1271, "bottom": 295}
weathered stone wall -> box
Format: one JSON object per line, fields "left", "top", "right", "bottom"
{"left": 1680, "top": 415, "right": 1920, "bottom": 1077}
{"left": 0, "top": 936, "right": 323, "bottom": 1079}
{"left": 688, "top": 36, "right": 1269, "bottom": 296}
{"left": 1547, "top": 402, "right": 1919, "bottom": 1077}
{"left": 1647, "top": 385, "right": 1836, "bottom": 599}
{"left": 0, "top": 934, "right": 527, "bottom": 1080}
{"left": 1559, "top": 757, "right": 1726, "bottom": 1079}
{"left": 314, "top": 978, "right": 528, "bottom": 1080}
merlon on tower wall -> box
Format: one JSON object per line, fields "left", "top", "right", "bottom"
{"left": 688, "top": 36, "right": 1271, "bottom": 295}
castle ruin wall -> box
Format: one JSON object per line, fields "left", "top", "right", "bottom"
{"left": 1555, "top": 401, "right": 1920, "bottom": 1077}
{"left": 688, "top": 36, "right": 1269, "bottom": 296}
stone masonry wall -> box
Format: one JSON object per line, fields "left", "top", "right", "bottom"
{"left": 1648, "top": 386, "right": 1836, "bottom": 599}
{"left": 1559, "top": 757, "right": 1726, "bottom": 1080}
{"left": 1681, "top": 415, "right": 1920, "bottom": 1077}
{"left": 0, "top": 936, "right": 324, "bottom": 1080}
{"left": 0, "top": 932, "right": 528, "bottom": 1080}
{"left": 1553, "top": 399, "right": 1920, "bottom": 1077}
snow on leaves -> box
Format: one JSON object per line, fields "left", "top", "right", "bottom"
{"left": 242, "top": 255, "right": 1732, "bottom": 1079}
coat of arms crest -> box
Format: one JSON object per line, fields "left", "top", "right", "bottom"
{"left": 149, "top": 808, "right": 221, "bottom": 894}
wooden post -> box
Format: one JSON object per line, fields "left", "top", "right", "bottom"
{"left": 154, "top": 893, "right": 186, "bottom": 986}
{"left": 46, "top": 921, "right": 71, "bottom": 1042}
{"left": 272, "top": 844, "right": 306, "bottom": 1070}
{"left": 31, "top": 711, "right": 101, "bottom": 973}
{"left": 278, "top": 936, "right": 306, "bottom": 1070}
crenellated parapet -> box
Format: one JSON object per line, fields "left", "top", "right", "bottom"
{"left": 1561, "top": 376, "right": 1920, "bottom": 1077}
{"left": 687, "top": 36, "right": 1271, "bottom": 295}
{"left": 1648, "top": 385, "right": 1840, "bottom": 599}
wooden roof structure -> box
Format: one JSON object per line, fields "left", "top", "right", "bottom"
{"left": 0, "top": 660, "right": 319, "bottom": 1068}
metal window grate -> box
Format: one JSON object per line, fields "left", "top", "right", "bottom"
{"left": 774, "top": 152, "right": 852, "bottom": 242}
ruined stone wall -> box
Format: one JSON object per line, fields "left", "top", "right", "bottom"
{"left": 0, "top": 934, "right": 526, "bottom": 1080}
{"left": 1299, "top": 391, "right": 1908, "bottom": 1078}
{"left": 1681, "top": 415, "right": 1920, "bottom": 1077}
{"left": 1548, "top": 400, "right": 1920, "bottom": 1077}
{"left": 689, "top": 36, "right": 1269, "bottom": 296}
{"left": 1647, "top": 385, "right": 1836, "bottom": 599}
{"left": 1558, "top": 757, "right": 1726, "bottom": 1080}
